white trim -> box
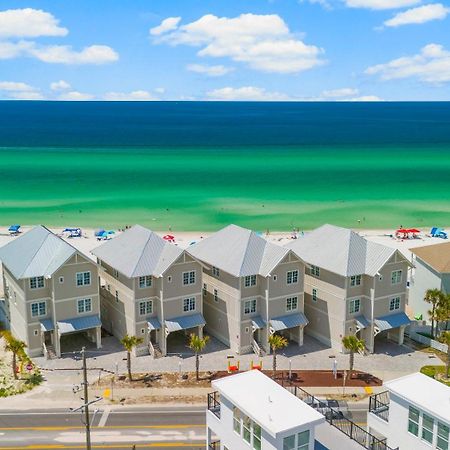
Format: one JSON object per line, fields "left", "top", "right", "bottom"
{"left": 76, "top": 271, "right": 92, "bottom": 287}
{"left": 30, "top": 300, "right": 47, "bottom": 318}
{"left": 182, "top": 270, "right": 196, "bottom": 286}
{"left": 77, "top": 298, "right": 93, "bottom": 315}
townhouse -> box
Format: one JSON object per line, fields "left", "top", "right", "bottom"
{"left": 287, "top": 224, "right": 412, "bottom": 353}
{"left": 91, "top": 225, "right": 204, "bottom": 357}
{"left": 189, "top": 224, "right": 308, "bottom": 356}
{"left": 0, "top": 226, "right": 101, "bottom": 358}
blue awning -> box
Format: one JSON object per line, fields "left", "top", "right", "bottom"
{"left": 165, "top": 313, "right": 206, "bottom": 333}
{"left": 270, "top": 312, "right": 309, "bottom": 332}
{"left": 147, "top": 316, "right": 162, "bottom": 331}
{"left": 40, "top": 319, "right": 54, "bottom": 332}
{"left": 374, "top": 312, "right": 411, "bottom": 332}
{"left": 57, "top": 315, "right": 101, "bottom": 335}
{"left": 252, "top": 316, "right": 266, "bottom": 330}
{"left": 354, "top": 315, "right": 370, "bottom": 330}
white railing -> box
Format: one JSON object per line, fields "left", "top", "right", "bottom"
{"left": 252, "top": 339, "right": 261, "bottom": 356}
{"left": 409, "top": 330, "right": 448, "bottom": 353}
{"left": 149, "top": 340, "right": 155, "bottom": 358}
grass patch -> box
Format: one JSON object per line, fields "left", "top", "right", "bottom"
{"left": 420, "top": 365, "right": 450, "bottom": 387}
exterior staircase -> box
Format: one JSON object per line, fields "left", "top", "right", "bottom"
{"left": 45, "top": 344, "right": 57, "bottom": 360}
{"left": 252, "top": 339, "right": 266, "bottom": 357}
{"left": 150, "top": 342, "right": 163, "bottom": 359}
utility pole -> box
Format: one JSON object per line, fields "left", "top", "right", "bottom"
{"left": 70, "top": 347, "right": 102, "bottom": 450}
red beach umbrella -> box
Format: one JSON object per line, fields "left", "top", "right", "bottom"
{"left": 396, "top": 229, "right": 409, "bottom": 234}
{"left": 407, "top": 228, "right": 420, "bottom": 233}
{"left": 163, "top": 234, "right": 175, "bottom": 241}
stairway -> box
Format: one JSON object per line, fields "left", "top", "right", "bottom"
{"left": 152, "top": 343, "right": 163, "bottom": 359}
{"left": 45, "top": 344, "right": 57, "bottom": 360}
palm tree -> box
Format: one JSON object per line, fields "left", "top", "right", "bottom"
{"left": 440, "top": 331, "right": 450, "bottom": 379}
{"left": 2, "top": 331, "right": 27, "bottom": 379}
{"left": 268, "top": 334, "right": 288, "bottom": 379}
{"left": 188, "top": 333, "right": 210, "bottom": 381}
{"left": 120, "top": 335, "right": 143, "bottom": 381}
{"left": 424, "top": 289, "right": 443, "bottom": 338}
{"left": 342, "top": 335, "right": 365, "bottom": 379}
{"left": 435, "top": 294, "right": 450, "bottom": 335}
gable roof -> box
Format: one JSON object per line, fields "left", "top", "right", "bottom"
{"left": 188, "top": 224, "right": 297, "bottom": 277}
{"left": 410, "top": 242, "right": 450, "bottom": 274}
{"left": 286, "top": 224, "right": 407, "bottom": 277}
{"left": 0, "top": 225, "right": 77, "bottom": 279}
{"left": 91, "top": 224, "right": 183, "bottom": 278}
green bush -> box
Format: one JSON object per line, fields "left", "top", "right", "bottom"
{"left": 420, "top": 366, "right": 450, "bottom": 386}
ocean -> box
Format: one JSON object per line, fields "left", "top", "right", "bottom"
{"left": 0, "top": 101, "right": 450, "bottom": 231}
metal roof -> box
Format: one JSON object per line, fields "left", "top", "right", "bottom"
{"left": 410, "top": 241, "right": 450, "bottom": 274}
{"left": 91, "top": 225, "right": 183, "bottom": 278}
{"left": 374, "top": 312, "right": 410, "bottom": 332}
{"left": 188, "top": 224, "right": 296, "bottom": 277}
{"left": 252, "top": 316, "right": 266, "bottom": 330}
{"left": 270, "top": 312, "right": 309, "bottom": 332}
{"left": 165, "top": 313, "right": 205, "bottom": 333}
{"left": 0, "top": 226, "right": 77, "bottom": 280}
{"left": 286, "top": 224, "right": 407, "bottom": 277}
{"left": 40, "top": 318, "right": 55, "bottom": 332}
{"left": 147, "top": 316, "right": 162, "bottom": 331}
{"left": 354, "top": 315, "right": 370, "bottom": 330}
{"left": 57, "top": 314, "right": 101, "bottom": 334}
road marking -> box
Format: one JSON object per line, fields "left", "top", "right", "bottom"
{"left": 98, "top": 407, "right": 110, "bottom": 427}
{"left": 0, "top": 443, "right": 204, "bottom": 449}
{"left": 0, "top": 424, "right": 203, "bottom": 431}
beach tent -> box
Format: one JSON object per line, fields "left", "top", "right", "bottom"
{"left": 95, "top": 229, "right": 105, "bottom": 237}
{"left": 63, "top": 227, "right": 82, "bottom": 238}
{"left": 8, "top": 225, "right": 21, "bottom": 235}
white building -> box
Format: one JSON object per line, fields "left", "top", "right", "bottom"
{"left": 206, "top": 369, "right": 325, "bottom": 450}
{"left": 368, "top": 373, "right": 449, "bottom": 450}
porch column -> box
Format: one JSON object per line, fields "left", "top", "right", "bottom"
{"left": 298, "top": 326, "right": 304, "bottom": 347}
{"left": 162, "top": 328, "right": 168, "bottom": 356}
{"left": 55, "top": 329, "right": 61, "bottom": 358}
{"left": 96, "top": 326, "right": 102, "bottom": 349}
{"left": 198, "top": 325, "right": 203, "bottom": 339}
{"left": 398, "top": 325, "right": 406, "bottom": 345}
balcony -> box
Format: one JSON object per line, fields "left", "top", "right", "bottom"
{"left": 209, "top": 442, "right": 220, "bottom": 449}
{"left": 369, "top": 391, "right": 390, "bottom": 422}
{"left": 207, "top": 391, "right": 221, "bottom": 419}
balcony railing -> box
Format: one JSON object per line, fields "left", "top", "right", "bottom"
{"left": 209, "top": 441, "right": 220, "bottom": 449}
{"left": 369, "top": 391, "right": 390, "bottom": 423}
{"left": 207, "top": 391, "right": 221, "bottom": 419}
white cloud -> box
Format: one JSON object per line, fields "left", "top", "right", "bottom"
{"left": 30, "top": 44, "right": 118, "bottom": 64}
{"left": 187, "top": 64, "right": 234, "bottom": 76}
{"left": 322, "top": 87, "right": 359, "bottom": 97}
{"left": 155, "top": 87, "right": 166, "bottom": 94}
{"left": 6, "top": 91, "right": 44, "bottom": 100}
{"left": 365, "top": 43, "right": 450, "bottom": 83}
{"left": 384, "top": 3, "right": 450, "bottom": 27}
{"left": 150, "top": 17, "right": 181, "bottom": 36}
{"left": 50, "top": 80, "right": 71, "bottom": 91}
{"left": 0, "top": 81, "right": 36, "bottom": 91}
{"left": 0, "top": 8, "right": 68, "bottom": 38}
{"left": 344, "top": 0, "right": 420, "bottom": 9}
{"left": 0, "top": 80, "right": 43, "bottom": 99}
{"left": 346, "top": 95, "right": 383, "bottom": 101}
{"left": 206, "top": 86, "right": 291, "bottom": 101}
{"left": 300, "top": 0, "right": 333, "bottom": 10}
{"left": 153, "top": 13, "right": 325, "bottom": 74}
{"left": 58, "top": 91, "right": 94, "bottom": 101}
{"left": 103, "top": 90, "right": 158, "bottom": 101}
{"left": 0, "top": 40, "right": 33, "bottom": 59}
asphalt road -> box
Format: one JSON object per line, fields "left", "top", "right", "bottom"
{"left": 0, "top": 403, "right": 368, "bottom": 449}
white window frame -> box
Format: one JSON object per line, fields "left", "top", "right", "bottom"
{"left": 212, "top": 266, "right": 220, "bottom": 277}
{"left": 391, "top": 270, "right": 402, "bottom": 285}
{"left": 287, "top": 270, "right": 299, "bottom": 285}
{"left": 76, "top": 271, "right": 91, "bottom": 287}
{"left": 437, "top": 421, "right": 449, "bottom": 450}
{"left": 244, "top": 299, "right": 257, "bottom": 315}
{"left": 77, "top": 298, "right": 92, "bottom": 314}
{"left": 408, "top": 406, "right": 420, "bottom": 437}
{"left": 310, "top": 265, "right": 320, "bottom": 277}
{"left": 183, "top": 297, "right": 196, "bottom": 312}
{"left": 139, "top": 276, "right": 152, "bottom": 289}
{"left": 182, "top": 270, "right": 196, "bottom": 286}
{"left": 139, "top": 299, "right": 153, "bottom": 316}
{"left": 312, "top": 288, "right": 318, "bottom": 302}
{"left": 31, "top": 301, "right": 46, "bottom": 317}
{"left": 213, "top": 288, "right": 218, "bottom": 302}
{"left": 29, "top": 276, "right": 45, "bottom": 290}
{"left": 389, "top": 296, "right": 401, "bottom": 311}
{"left": 349, "top": 298, "right": 361, "bottom": 314}
{"left": 286, "top": 296, "right": 298, "bottom": 312}
{"left": 244, "top": 275, "right": 257, "bottom": 288}
{"left": 350, "top": 275, "right": 361, "bottom": 286}
{"left": 422, "top": 413, "right": 434, "bottom": 445}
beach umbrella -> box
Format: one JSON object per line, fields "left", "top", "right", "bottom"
{"left": 407, "top": 228, "right": 420, "bottom": 233}
{"left": 163, "top": 234, "right": 175, "bottom": 241}
{"left": 95, "top": 229, "right": 105, "bottom": 236}
{"left": 106, "top": 230, "right": 115, "bottom": 235}
{"left": 396, "top": 229, "right": 409, "bottom": 234}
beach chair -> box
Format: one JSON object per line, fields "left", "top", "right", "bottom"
{"left": 8, "top": 225, "right": 21, "bottom": 236}
{"left": 430, "top": 227, "right": 438, "bottom": 236}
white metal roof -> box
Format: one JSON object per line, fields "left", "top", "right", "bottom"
{"left": 91, "top": 224, "right": 183, "bottom": 278}
{"left": 385, "top": 373, "right": 450, "bottom": 424}
{"left": 212, "top": 370, "right": 324, "bottom": 436}
{"left": 188, "top": 224, "right": 296, "bottom": 277}
{"left": 286, "top": 224, "right": 407, "bottom": 277}
{"left": 0, "top": 225, "right": 77, "bottom": 279}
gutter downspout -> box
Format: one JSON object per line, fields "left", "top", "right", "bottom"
{"left": 370, "top": 274, "right": 377, "bottom": 354}
{"left": 266, "top": 275, "right": 270, "bottom": 354}
{"left": 160, "top": 276, "right": 165, "bottom": 356}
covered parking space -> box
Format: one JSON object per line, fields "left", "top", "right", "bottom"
{"left": 164, "top": 313, "right": 206, "bottom": 356}
{"left": 374, "top": 312, "right": 411, "bottom": 349}
{"left": 270, "top": 312, "right": 309, "bottom": 347}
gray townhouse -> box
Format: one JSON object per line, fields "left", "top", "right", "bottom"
{"left": 91, "top": 225, "right": 205, "bottom": 357}
{"left": 189, "top": 224, "right": 308, "bottom": 356}
{"left": 409, "top": 242, "right": 450, "bottom": 321}
{"left": 0, "top": 226, "right": 101, "bottom": 358}
{"left": 286, "top": 224, "right": 412, "bottom": 353}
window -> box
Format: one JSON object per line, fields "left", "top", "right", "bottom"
{"left": 244, "top": 299, "right": 257, "bottom": 315}
{"left": 391, "top": 270, "right": 402, "bottom": 284}
{"left": 349, "top": 298, "right": 361, "bottom": 314}
{"left": 76, "top": 271, "right": 91, "bottom": 286}
{"left": 298, "top": 430, "right": 310, "bottom": 450}
{"left": 390, "top": 296, "right": 401, "bottom": 311}
{"left": 183, "top": 297, "right": 196, "bottom": 312}
{"left": 59, "top": 276, "right": 64, "bottom": 284}
{"left": 287, "top": 270, "right": 299, "bottom": 284}
{"left": 115, "top": 290, "right": 119, "bottom": 302}
{"left": 312, "top": 288, "right": 317, "bottom": 302}
{"left": 273, "top": 275, "right": 278, "bottom": 281}
{"left": 31, "top": 301, "right": 46, "bottom": 317}
{"left": 34, "top": 329, "right": 39, "bottom": 336}
{"left": 408, "top": 406, "right": 420, "bottom": 436}
{"left": 310, "top": 265, "right": 320, "bottom": 277}
{"left": 29, "top": 276, "right": 44, "bottom": 289}
{"left": 167, "top": 275, "right": 172, "bottom": 282}
{"left": 245, "top": 327, "right": 250, "bottom": 333}
{"left": 139, "top": 276, "right": 152, "bottom": 288}
{"left": 77, "top": 298, "right": 92, "bottom": 314}
{"left": 141, "top": 328, "right": 145, "bottom": 334}
{"left": 139, "top": 300, "right": 153, "bottom": 316}
{"left": 183, "top": 271, "right": 196, "bottom": 285}
{"left": 212, "top": 266, "right": 220, "bottom": 277}
{"left": 233, "top": 407, "right": 241, "bottom": 434}
{"left": 213, "top": 288, "right": 218, "bottom": 302}
{"left": 286, "top": 296, "right": 298, "bottom": 311}
{"left": 203, "top": 283, "right": 207, "bottom": 296}
{"left": 253, "top": 423, "right": 261, "bottom": 450}
{"left": 244, "top": 275, "right": 257, "bottom": 287}
{"left": 283, "top": 435, "right": 296, "bottom": 450}
{"left": 422, "top": 413, "right": 434, "bottom": 444}
{"left": 243, "top": 415, "right": 251, "bottom": 444}
{"left": 350, "top": 275, "right": 362, "bottom": 286}
{"left": 113, "top": 269, "right": 119, "bottom": 278}
{"left": 438, "top": 422, "right": 449, "bottom": 450}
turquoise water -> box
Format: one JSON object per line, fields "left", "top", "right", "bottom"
{"left": 0, "top": 102, "right": 450, "bottom": 231}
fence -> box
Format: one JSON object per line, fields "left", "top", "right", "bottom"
{"left": 286, "top": 386, "right": 398, "bottom": 450}
{"left": 407, "top": 324, "right": 448, "bottom": 353}
{"left": 369, "top": 391, "right": 390, "bottom": 423}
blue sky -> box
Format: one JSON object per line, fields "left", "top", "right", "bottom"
{"left": 0, "top": 0, "right": 449, "bottom": 101}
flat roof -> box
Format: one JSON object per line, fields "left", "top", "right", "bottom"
{"left": 385, "top": 373, "right": 450, "bottom": 423}
{"left": 212, "top": 370, "right": 324, "bottom": 436}
{"left": 410, "top": 241, "right": 450, "bottom": 274}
